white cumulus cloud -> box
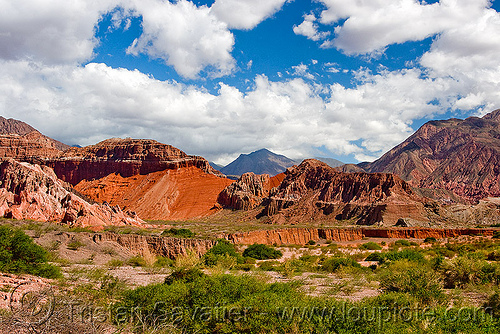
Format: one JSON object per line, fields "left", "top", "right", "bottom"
{"left": 318, "top": 0, "right": 489, "bottom": 55}
{"left": 210, "top": 0, "right": 287, "bottom": 30}
{"left": 127, "top": 0, "right": 235, "bottom": 79}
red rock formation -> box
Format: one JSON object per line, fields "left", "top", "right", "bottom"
{"left": 0, "top": 158, "right": 147, "bottom": 229}
{"left": 363, "top": 110, "right": 500, "bottom": 202}
{"left": 92, "top": 233, "right": 216, "bottom": 259}
{"left": 0, "top": 132, "right": 63, "bottom": 161}
{"left": 217, "top": 172, "right": 284, "bottom": 210}
{"left": 75, "top": 166, "right": 233, "bottom": 220}
{"left": 260, "top": 159, "right": 429, "bottom": 225}
{"left": 225, "top": 227, "right": 495, "bottom": 245}
{"left": 0, "top": 116, "right": 69, "bottom": 151}
{"left": 45, "top": 138, "right": 222, "bottom": 185}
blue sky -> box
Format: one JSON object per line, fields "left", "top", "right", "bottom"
{"left": 1, "top": 0, "right": 500, "bottom": 164}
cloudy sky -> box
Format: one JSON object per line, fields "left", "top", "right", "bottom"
{"left": 1, "top": 0, "right": 500, "bottom": 164}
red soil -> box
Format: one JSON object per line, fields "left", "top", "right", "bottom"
{"left": 75, "top": 166, "right": 233, "bottom": 220}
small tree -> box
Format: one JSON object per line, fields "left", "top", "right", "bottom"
{"left": 0, "top": 225, "right": 61, "bottom": 278}
{"left": 243, "top": 244, "right": 282, "bottom": 260}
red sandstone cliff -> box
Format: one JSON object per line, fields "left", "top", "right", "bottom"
{"left": 362, "top": 110, "right": 500, "bottom": 202}
{"left": 225, "top": 227, "right": 496, "bottom": 245}
{"left": 0, "top": 132, "right": 63, "bottom": 161}
{"left": 0, "top": 158, "right": 147, "bottom": 229}
{"left": 46, "top": 138, "right": 222, "bottom": 185}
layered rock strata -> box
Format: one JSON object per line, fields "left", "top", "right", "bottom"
{"left": 362, "top": 110, "right": 500, "bottom": 202}
{"left": 0, "top": 158, "right": 146, "bottom": 229}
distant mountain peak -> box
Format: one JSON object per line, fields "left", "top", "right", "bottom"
{"left": 220, "top": 148, "right": 296, "bottom": 177}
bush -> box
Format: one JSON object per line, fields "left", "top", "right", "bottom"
{"left": 307, "top": 240, "right": 316, "bottom": 245}
{"left": 424, "top": 237, "right": 437, "bottom": 243}
{"left": 204, "top": 239, "right": 244, "bottom": 266}
{"left": 164, "top": 267, "right": 205, "bottom": 285}
{"left": 394, "top": 239, "right": 417, "bottom": 247}
{"left": 126, "top": 255, "right": 147, "bottom": 267}
{"left": 258, "top": 261, "right": 279, "bottom": 271}
{"left": 384, "top": 249, "right": 425, "bottom": 263}
{"left": 379, "top": 260, "right": 444, "bottom": 303}
{"left": 359, "top": 242, "right": 382, "bottom": 250}
{"left": 67, "top": 239, "right": 85, "bottom": 250}
{"left": 0, "top": 225, "right": 61, "bottom": 278}
{"left": 365, "top": 252, "right": 384, "bottom": 263}
{"left": 161, "top": 228, "right": 195, "bottom": 238}
{"left": 243, "top": 244, "right": 283, "bottom": 260}
{"left": 322, "top": 257, "right": 361, "bottom": 272}
{"left": 154, "top": 256, "right": 174, "bottom": 268}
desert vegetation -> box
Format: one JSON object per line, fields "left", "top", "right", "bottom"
{"left": 1, "top": 219, "right": 500, "bottom": 333}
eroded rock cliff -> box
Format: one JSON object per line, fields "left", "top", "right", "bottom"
{"left": 217, "top": 172, "right": 285, "bottom": 210}
{"left": 0, "top": 158, "right": 146, "bottom": 229}
{"left": 258, "top": 159, "right": 429, "bottom": 225}
{"left": 225, "top": 227, "right": 495, "bottom": 245}
{"left": 46, "top": 138, "right": 222, "bottom": 185}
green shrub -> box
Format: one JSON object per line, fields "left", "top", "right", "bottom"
{"left": 126, "top": 255, "right": 147, "bottom": 267}
{"left": 359, "top": 242, "right": 382, "bottom": 250}
{"left": 154, "top": 256, "right": 174, "bottom": 268}
{"left": 384, "top": 249, "right": 425, "bottom": 263}
{"left": 365, "top": 252, "right": 384, "bottom": 263}
{"left": 161, "top": 228, "right": 195, "bottom": 238}
{"left": 307, "top": 240, "right": 316, "bottom": 245}
{"left": 67, "top": 239, "right": 85, "bottom": 250}
{"left": 107, "top": 259, "right": 125, "bottom": 268}
{"left": 394, "top": 239, "right": 417, "bottom": 247}
{"left": 321, "top": 257, "right": 361, "bottom": 272}
{"left": 440, "top": 256, "right": 500, "bottom": 288}
{"left": 379, "top": 260, "right": 444, "bottom": 303}
{"left": 493, "top": 231, "right": 500, "bottom": 239}
{"left": 0, "top": 225, "right": 61, "bottom": 278}
{"left": 424, "top": 237, "right": 437, "bottom": 243}
{"left": 258, "top": 261, "right": 279, "bottom": 271}
{"left": 203, "top": 239, "right": 244, "bottom": 266}
{"left": 164, "top": 267, "right": 205, "bottom": 285}
{"left": 234, "top": 263, "right": 254, "bottom": 271}
{"left": 243, "top": 244, "right": 283, "bottom": 260}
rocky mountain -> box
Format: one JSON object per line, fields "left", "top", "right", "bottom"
{"left": 0, "top": 116, "right": 69, "bottom": 151}
{"left": 362, "top": 109, "right": 500, "bottom": 202}
{"left": 220, "top": 148, "right": 296, "bottom": 177}
{"left": 219, "top": 159, "right": 432, "bottom": 225}
{"left": 0, "top": 158, "right": 146, "bottom": 229}
{"left": 262, "top": 159, "right": 430, "bottom": 225}
{"left": 46, "top": 138, "right": 221, "bottom": 185}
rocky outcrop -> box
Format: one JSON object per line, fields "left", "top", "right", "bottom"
{"left": 225, "top": 227, "right": 496, "bottom": 245}
{"left": 0, "top": 158, "right": 147, "bottom": 229}
{"left": 92, "top": 233, "right": 216, "bottom": 259}
{"left": 46, "top": 138, "right": 222, "bottom": 185}
{"left": 74, "top": 166, "right": 233, "bottom": 220}
{"left": 362, "top": 110, "right": 500, "bottom": 202}
{"left": 0, "top": 132, "right": 63, "bottom": 161}
{"left": 217, "top": 172, "right": 285, "bottom": 210}
{"left": 0, "top": 116, "right": 69, "bottom": 151}
{"left": 260, "top": 159, "right": 429, "bottom": 225}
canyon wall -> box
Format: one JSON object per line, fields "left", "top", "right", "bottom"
{"left": 92, "top": 233, "right": 216, "bottom": 259}
{"left": 225, "top": 227, "right": 495, "bottom": 245}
